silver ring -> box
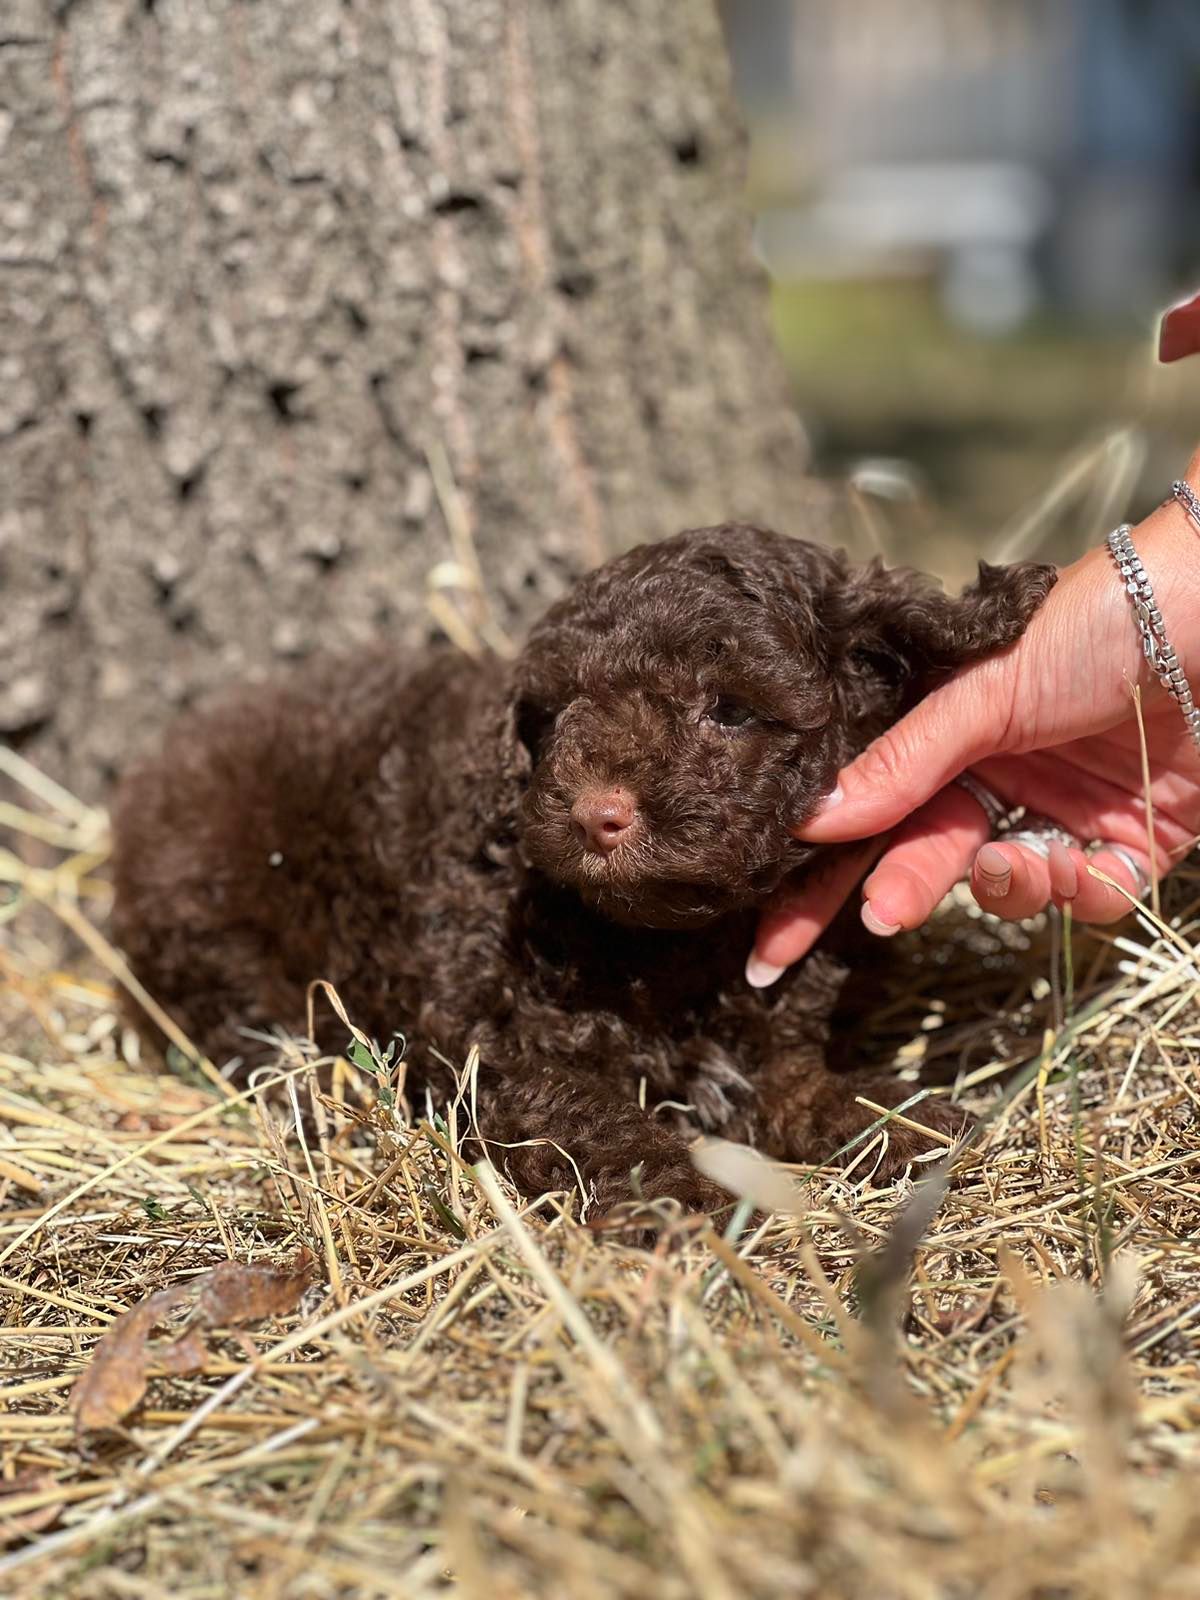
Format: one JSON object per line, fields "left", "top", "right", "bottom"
{"left": 955, "top": 772, "right": 1009, "bottom": 835}
{"left": 1003, "top": 825, "right": 1079, "bottom": 861}
{"left": 1088, "top": 841, "right": 1151, "bottom": 901}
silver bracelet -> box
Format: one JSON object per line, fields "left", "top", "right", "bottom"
{"left": 1171, "top": 478, "right": 1200, "bottom": 535}
{"left": 1107, "top": 523, "right": 1200, "bottom": 753}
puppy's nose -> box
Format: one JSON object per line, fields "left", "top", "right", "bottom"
{"left": 571, "top": 786, "right": 639, "bottom": 855}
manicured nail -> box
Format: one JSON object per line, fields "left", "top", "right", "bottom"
{"left": 812, "top": 783, "right": 843, "bottom": 817}
{"left": 1047, "top": 839, "right": 1078, "bottom": 900}
{"left": 861, "top": 901, "right": 901, "bottom": 937}
{"left": 745, "top": 954, "right": 786, "bottom": 988}
{"left": 976, "top": 843, "right": 1012, "bottom": 897}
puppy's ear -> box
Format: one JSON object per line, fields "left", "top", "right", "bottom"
{"left": 834, "top": 556, "right": 1056, "bottom": 670}
{"left": 494, "top": 689, "right": 540, "bottom": 792}
{"left": 449, "top": 682, "right": 535, "bottom": 855}
{"left": 825, "top": 556, "right": 1056, "bottom": 724}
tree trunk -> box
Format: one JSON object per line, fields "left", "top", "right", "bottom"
{"left": 1, "top": 0, "right": 823, "bottom": 797}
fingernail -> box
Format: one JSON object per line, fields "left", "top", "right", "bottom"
{"left": 861, "top": 901, "right": 901, "bottom": 937}
{"left": 812, "top": 783, "right": 843, "bottom": 817}
{"left": 1048, "top": 839, "right": 1078, "bottom": 900}
{"left": 976, "top": 843, "right": 1012, "bottom": 897}
{"left": 745, "top": 954, "right": 786, "bottom": 988}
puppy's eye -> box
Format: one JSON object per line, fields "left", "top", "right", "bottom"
{"left": 704, "top": 696, "right": 756, "bottom": 730}
{"left": 516, "top": 699, "right": 556, "bottom": 757}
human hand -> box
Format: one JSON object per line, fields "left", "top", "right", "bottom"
{"left": 748, "top": 461, "right": 1200, "bottom": 985}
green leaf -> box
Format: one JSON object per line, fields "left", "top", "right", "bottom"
{"left": 427, "top": 1195, "right": 467, "bottom": 1241}
{"left": 346, "top": 1038, "right": 377, "bottom": 1075}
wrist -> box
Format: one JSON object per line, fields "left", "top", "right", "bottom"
{"left": 1129, "top": 496, "right": 1200, "bottom": 678}
{"left": 1028, "top": 488, "right": 1200, "bottom": 743}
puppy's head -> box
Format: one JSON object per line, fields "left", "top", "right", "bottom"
{"left": 511, "top": 524, "right": 1054, "bottom": 929}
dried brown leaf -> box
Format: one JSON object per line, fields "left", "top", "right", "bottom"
{"left": 70, "top": 1282, "right": 191, "bottom": 1433}
{"left": 192, "top": 1249, "right": 314, "bottom": 1331}
{"left": 71, "top": 1250, "right": 314, "bottom": 1433}
{"left": 155, "top": 1327, "right": 208, "bottom": 1376}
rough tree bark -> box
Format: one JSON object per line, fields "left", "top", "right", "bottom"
{"left": 1, "top": 0, "right": 824, "bottom": 797}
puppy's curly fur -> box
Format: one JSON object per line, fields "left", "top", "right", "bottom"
{"left": 112, "top": 525, "right": 1055, "bottom": 1212}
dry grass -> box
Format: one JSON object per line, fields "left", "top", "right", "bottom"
{"left": 2, "top": 752, "right": 1200, "bottom": 1600}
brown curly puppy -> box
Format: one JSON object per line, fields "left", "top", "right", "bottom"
{"left": 112, "top": 525, "right": 1055, "bottom": 1212}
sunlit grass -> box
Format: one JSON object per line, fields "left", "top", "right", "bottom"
{"left": 2, "top": 752, "right": 1199, "bottom": 1597}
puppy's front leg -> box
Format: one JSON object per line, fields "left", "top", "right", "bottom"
{"left": 474, "top": 1065, "right": 731, "bottom": 1216}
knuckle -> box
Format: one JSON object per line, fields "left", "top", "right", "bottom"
{"left": 861, "top": 727, "right": 912, "bottom": 792}
{"left": 891, "top": 833, "right": 962, "bottom": 899}
{"left": 890, "top": 860, "right": 940, "bottom": 924}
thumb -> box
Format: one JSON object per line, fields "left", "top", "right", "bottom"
{"left": 796, "top": 658, "right": 1013, "bottom": 843}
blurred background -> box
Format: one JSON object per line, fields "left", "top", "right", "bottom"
{"left": 10, "top": 0, "right": 1200, "bottom": 787}
{"left": 720, "top": 0, "right": 1200, "bottom": 578}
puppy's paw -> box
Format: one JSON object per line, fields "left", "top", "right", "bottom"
{"left": 838, "top": 1079, "right": 973, "bottom": 1185}
{"left": 585, "top": 1161, "right": 732, "bottom": 1238}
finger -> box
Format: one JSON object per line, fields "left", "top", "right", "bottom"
{"left": 750, "top": 841, "right": 883, "bottom": 981}
{"left": 857, "top": 781, "right": 993, "bottom": 933}
{"left": 1047, "top": 838, "right": 1080, "bottom": 905}
{"left": 970, "top": 841, "right": 1054, "bottom": 921}
{"left": 794, "top": 657, "right": 1012, "bottom": 844}
{"left": 1073, "top": 846, "right": 1154, "bottom": 923}
{"left": 971, "top": 751, "right": 1193, "bottom": 860}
